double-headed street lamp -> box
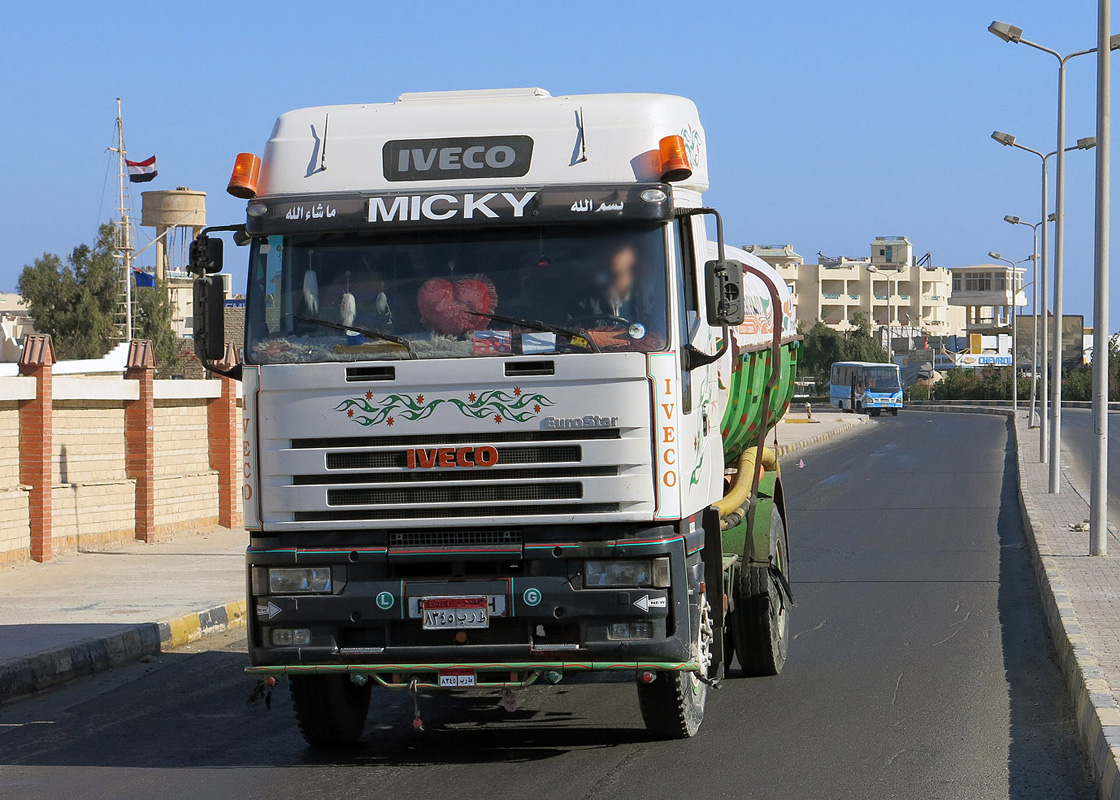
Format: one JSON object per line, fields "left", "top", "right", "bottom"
{"left": 1004, "top": 213, "right": 1055, "bottom": 428}
{"left": 990, "top": 131, "right": 1096, "bottom": 465}
{"left": 989, "top": 21, "right": 1119, "bottom": 493}
{"left": 988, "top": 252, "right": 1032, "bottom": 412}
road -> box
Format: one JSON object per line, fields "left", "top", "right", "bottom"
{"left": 1059, "top": 408, "right": 1120, "bottom": 529}
{"left": 0, "top": 412, "right": 1094, "bottom": 799}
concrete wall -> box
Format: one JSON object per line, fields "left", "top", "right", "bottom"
{"left": 0, "top": 362, "right": 242, "bottom": 567}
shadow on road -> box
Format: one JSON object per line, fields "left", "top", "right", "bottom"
{"left": 994, "top": 416, "right": 1093, "bottom": 797}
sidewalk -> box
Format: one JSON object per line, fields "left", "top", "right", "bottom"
{"left": 0, "top": 526, "right": 245, "bottom": 703}
{"left": 773, "top": 406, "right": 869, "bottom": 456}
{"left": 1015, "top": 419, "right": 1120, "bottom": 799}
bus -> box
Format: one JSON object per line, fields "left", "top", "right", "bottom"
{"left": 830, "top": 361, "right": 902, "bottom": 416}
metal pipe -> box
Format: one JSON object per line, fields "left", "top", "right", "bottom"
{"left": 1091, "top": 0, "right": 1111, "bottom": 555}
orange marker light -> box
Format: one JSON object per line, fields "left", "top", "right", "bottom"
{"left": 658, "top": 135, "right": 692, "bottom": 182}
{"left": 227, "top": 153, "right": 262, "bottom": 199}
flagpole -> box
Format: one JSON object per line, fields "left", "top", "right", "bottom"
{"left": 109, "top": 97, "right": 133, "bottom": 342}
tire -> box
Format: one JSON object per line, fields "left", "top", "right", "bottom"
{"left": 870, "top": 408, "right": 881, "bottom": 417}
{"left": 636, "top": 591, "right": 711, "bottom": 738}
{"left": 891, "top": 408, "right": 899, "bottom": 416}
{"left": 732, "top": 505, "right": 790, "bottom": 677}
{"left": 289, "top": 674, "right": 372, "bottom": 748}
{"left": 855, "top": 401, "right": 862, "bottom": 414}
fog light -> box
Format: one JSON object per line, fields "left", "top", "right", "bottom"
{"left": 608, "top": 622, "right": 631, "bottom": 640}
{"left": 271, "top": 628, "right": 293, "bottom": 645}
{"left": 631, "top": 621, "right": 654, "bottom": 639}
{"left": 585, "top": 559, "right": 652, "bottom": 587}
{"left": 292, "top": 629, "right": 312, "bottom": 645}
{"left": 268, "top": 567, "right": 332, "bottom": 594}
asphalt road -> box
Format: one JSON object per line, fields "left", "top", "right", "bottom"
{"left": 0, "top": 412, "right": 1094, "bottom": 799}
{"left": 1058, "top": 408, "right": 1120, "bottom": 528}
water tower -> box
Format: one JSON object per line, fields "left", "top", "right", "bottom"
{"left": 141, "top": 188, "right": 206, "bottom": 280}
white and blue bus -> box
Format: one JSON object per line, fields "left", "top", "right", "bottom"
{"left": 830, "top": 361, "right": 903, "bottom": 417}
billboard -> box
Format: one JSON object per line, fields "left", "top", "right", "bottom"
{"left": 1014, "top": 315, "right": 1084, "bottom": 369}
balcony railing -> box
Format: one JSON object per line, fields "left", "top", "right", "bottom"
{"left": 822, "top": 293, "right": 841, "bottom": 300}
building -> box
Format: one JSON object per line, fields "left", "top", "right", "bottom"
{"left": 0, "top": 293, "right": 36, "bottom": 362}
{"left": 746, "top": 237, "right": 966, "bottom": 336}
{"left": 947, "top": 263, "right": 1027, "bottom": 334}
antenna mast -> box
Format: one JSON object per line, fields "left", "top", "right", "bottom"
{"left": 108, "top": 97, "right": 134, "bottom": 342}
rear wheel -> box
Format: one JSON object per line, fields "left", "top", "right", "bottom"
{"left": 732, "top": 505, "right": 790, "bottom": 676}
{"left": 637, "top": 591, "right": 711, "bottom": 738}
{"left": 855, "top": 401, "right": 862, "bottom": 414}
{"left": 289, "top": 674, "right": 371, "bottom": 748}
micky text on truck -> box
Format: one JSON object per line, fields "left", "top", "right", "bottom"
{"left": 188, "top": 88, "right": 800, "bottom": 743}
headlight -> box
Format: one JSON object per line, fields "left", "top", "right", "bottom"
{"left": 586, "top": 559, "right": 658, "bottom": 588}
{"left": 268, "top": 567, "right": 332, "bottom": 594}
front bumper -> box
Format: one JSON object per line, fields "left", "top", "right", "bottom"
{"left": 244, "top": 524, "right": 704, "bottom": 679}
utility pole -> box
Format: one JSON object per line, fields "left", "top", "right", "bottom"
{"left": 108, "top": 97, "right": 133, "bottom": 343}
{"left": 1090, "top": 0, "right": 1111, "bottom": 555}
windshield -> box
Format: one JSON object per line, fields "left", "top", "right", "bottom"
{"left": 245, "top": 222, "right": 669, "bottom": 363}
{"left": 863, "top": 366, "right": 901, "bottom": 392}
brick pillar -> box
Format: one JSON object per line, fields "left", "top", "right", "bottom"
{"left": 18, "top": 334, "right": 56, "bottom": 563}
{"left": 209, "top": 343, "right": 242, "bottom": 529}
{"left": 125, "top": 340, "right": 156, "bottom": 543}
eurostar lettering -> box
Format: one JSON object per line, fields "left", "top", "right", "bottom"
{"left": 368, "top": 192, "right": 537, "bottom": 224}
{"left": 543, "top": 415, "right": 619, "bottom": 429}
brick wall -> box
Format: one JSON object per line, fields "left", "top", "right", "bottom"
{"left": 0, "top": 336, "right": 243, "bottom": 566}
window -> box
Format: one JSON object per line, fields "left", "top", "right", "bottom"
{"left": 952, "top": 274, "right": 961, "bottom": 291}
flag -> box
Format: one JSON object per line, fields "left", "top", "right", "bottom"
{"left": 126, "top": 155, "right": 157, "bottom": 183}
{"left": 132, "top": 267, "right": 156, "bottom": 288}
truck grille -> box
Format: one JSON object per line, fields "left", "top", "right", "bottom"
{"left": 389, "top": 530, "right": 522, "bottom": 547}
{"left": 328, "top": 483, "right": 581, "bottom": 507}
{"left": 326, "top": 445, "right": 581, "bottom": 470}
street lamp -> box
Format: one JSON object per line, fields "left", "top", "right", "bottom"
{"left": 868, "top": 265, "right": 905, "bottom": 355}
{"left": 1090, "top": 1, "right": 1111, "bottom": 556}
{"left": 1008, "top": 210, "right": 1048, "bottom": 423}
{"left": 988, "top": 252, "right": 1031, "bottom": 412}
{"left": 990, "top": 131, "right": 1095, "bottom": 464}
{"left": 988, "top": 20, "right": 1119, "bottom": 493}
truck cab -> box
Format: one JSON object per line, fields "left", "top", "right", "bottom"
{"left": 190, "top": 88, "right": 799, "bottom": 743}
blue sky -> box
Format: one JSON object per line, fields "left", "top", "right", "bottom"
{"left": 0, "top": 0, "right": 1115, "bottom": 327}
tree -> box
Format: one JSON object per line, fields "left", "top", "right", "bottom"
{"left": 798, "top": 315, "right": 890, "bottom": 385}
{"left": 133, "top": 279, "right": 181, "bottom": 377}
{"left": 18, "top": 224, "right": 120, "bottom": 359}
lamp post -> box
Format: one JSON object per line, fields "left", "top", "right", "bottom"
{"left": 1091, "top": 0, "right": 1111, "bottom": 556}
{"left": 868, "top": 265, "right": 905, "bottom": 356}
{"left": 988, "top": 253, "right": 1031, "bottom": 412}
{"left": 989, "top": 21, "right": 1119, "bottom": 492}
{"left": 990, "top": 132, "right": 1096, "bottom": 464}
{"left": 1004, "top": 213, "right": 1053, "bottom": 428}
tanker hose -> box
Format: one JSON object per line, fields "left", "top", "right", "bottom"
{"left": 715, "top": 445, "right": 778, "bottom": 519}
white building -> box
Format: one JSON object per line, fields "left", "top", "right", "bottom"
{"left": 745, "top": 237, "right": 966, "bottom": 336}
{"left": 948, "top": 263, "right": 1028, "bottom": 334}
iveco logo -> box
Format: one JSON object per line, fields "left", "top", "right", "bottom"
{"left": 405, "top": 446, "right": 499, "bottom": 469}
{"left": 383, "top": 136, "right": 533, "bottom": 182}
{"left": 542, "top": 415, "right": 619, "bottom": 429}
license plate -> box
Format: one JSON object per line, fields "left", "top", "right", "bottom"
{"left": 421, "top": 596, "right": 489, "bottom": 630}
{"left": 439, "top": 669, "right": 476, "bottom": 687}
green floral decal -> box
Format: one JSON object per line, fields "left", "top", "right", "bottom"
{"left": 336, "top": 388, "right": 554, "bottom": 427}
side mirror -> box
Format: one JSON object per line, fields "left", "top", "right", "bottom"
{"left": 704, "top": 259, "right": 745, "bottom": 326}
{"left": 189, "top": 234, "right": 224, "bottom": 275}
{"left": 193, "top": 275, "right": 226, "bottom": 362}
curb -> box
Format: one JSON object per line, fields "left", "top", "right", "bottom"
{"left": 918, "top": 404, "right": 1120, "bottom": 798}
{"left": 775, "top": 416, "right": 867, "bottom": 457}
{"left": 0, "top": 598, "right": 245, "bottom": 705}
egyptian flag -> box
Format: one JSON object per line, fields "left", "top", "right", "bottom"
{"left": 126, "top": 155, "right": 157, "bottom": 183}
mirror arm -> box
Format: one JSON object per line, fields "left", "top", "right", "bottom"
{"left": 203, "top": 361, "right": 242, "bottom": 381}
{"left": 683, "top": 326, "right": 729, "bottom": 370}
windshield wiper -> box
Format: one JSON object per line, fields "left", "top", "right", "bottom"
{"left": 288, "top": 313, "right": 416, "bottom": 359}
{"left": 467, "top": 311, "right": 601, "bottom": 353}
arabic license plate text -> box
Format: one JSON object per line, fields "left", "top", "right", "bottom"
{"left": 421, "top": 597, "right": 489, "bottom": 630}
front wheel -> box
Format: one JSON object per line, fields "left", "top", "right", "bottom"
{"left": 289, "top": 674, "right": 372, "bottom": 748}
{"left": 731, "top": 505, "right": 790, "bottom": 676}
{"left": 636, "top": 591, "right": 711, "bottom": 738}
{"left": 891, "top": 408, "right": 899, "bottom": 416}
{"left": 870, "top": 408, "right": 881, "bottom": 417}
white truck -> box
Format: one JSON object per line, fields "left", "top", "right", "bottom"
{"left": 189, "top": 88, "right": 800, "bottom": 743}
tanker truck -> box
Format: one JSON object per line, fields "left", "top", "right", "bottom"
{"left": 187, "top": 88, "right": 799, "bottom": 743}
